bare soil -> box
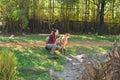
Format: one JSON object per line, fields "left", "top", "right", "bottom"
{"left": 0, "top": 41, "right": 119, "bottom": 47}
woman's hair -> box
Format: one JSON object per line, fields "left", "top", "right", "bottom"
{"left": 54, "top": 29, "right": 58, "bottom": 33}
{"left": 51, "top": 29, "right": 58, "bottom": 35}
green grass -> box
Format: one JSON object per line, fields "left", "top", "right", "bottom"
{"left": 0, "top": 34, "right": 119, "bottom": 42}
{"left": 0, "top": 45, "right": 113, "bottom": 80}
{"left": 0, "top": 34, "right": 117, "bottom": 80}
{"left": 0, "top": 47, "right": 65, "bottom": 80}
{"left": 0, "top": 34, "right": 47, "bottom": 42}
{"left": 70, "top": 34, "right": 119, "bottom": 42}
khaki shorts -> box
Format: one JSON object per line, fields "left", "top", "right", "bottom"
{"left": 46, "top": 44, "right": 62, "bottom": 50}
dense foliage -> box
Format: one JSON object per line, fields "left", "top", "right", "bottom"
{"left": 0, "top": 0, "right": 120, "bottom": 34}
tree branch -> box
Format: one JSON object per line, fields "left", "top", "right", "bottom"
{"left": 90, "top": 0, "right": 98, "bottom": 6}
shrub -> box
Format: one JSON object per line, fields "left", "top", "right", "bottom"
{"left": 0, "top": 50, "right": 17, "bottom": 80}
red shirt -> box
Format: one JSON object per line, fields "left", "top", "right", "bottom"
{"left": 47, "top": 35, "right": 56, "bottom": 44}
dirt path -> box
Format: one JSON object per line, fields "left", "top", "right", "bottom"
{"left": 0, "top": 42, "right": 45, "bottom": 47}
{"left": 0, "top": 41, "right": 119, "bottom": 47}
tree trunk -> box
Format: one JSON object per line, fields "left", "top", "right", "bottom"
{"left": 52, "top": 0, "right": 54, "bottom": 22}
{"left": 112, "top": 0, "right": 115, "bottom": 22}
{"left": 49, "top": 0, "right": 52, "bottom": 30}
{"left": 98, "top": 1, "right": 105, "bottom": 35}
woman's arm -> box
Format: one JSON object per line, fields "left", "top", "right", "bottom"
{"left": 45, "top": 36, "right": 49, "bottom": 44}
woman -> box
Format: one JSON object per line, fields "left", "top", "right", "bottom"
{"left": 45, "top": 29, "right": 62, "bottom": 54}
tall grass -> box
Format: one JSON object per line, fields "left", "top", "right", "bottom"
{"left": 0, "top": 50, "right": 17, "bottom": 80}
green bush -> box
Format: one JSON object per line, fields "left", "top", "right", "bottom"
{"left": 0, "top": 50, "right": 17, "bottom": 80}
{"left": 11, "top": 10, "right": 28, "bottom": 29}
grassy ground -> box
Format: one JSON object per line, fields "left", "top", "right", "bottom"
{"left": 70, "top": 34, "right": 119, "bottom": 42}
{"left": 0, "top": 34, "right": 118, "bottom": 80}
{"left": 0, "top": 34, "right": 119, "bottom": 42}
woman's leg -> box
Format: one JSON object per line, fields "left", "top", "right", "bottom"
{"left": 46, "top": 44, "right": 62, "bottom": 54}
{"left": 50, "top": 44, "right": 58, "bottom": 54}
{"left": 46, "top": 44, "right": 57, "bottom": 54}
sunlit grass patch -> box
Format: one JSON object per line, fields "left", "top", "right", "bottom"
{"left": 70, "top": 34, "right": 119, "bottom": 42}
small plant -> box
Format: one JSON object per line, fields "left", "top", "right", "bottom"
{"left": 0, "top": 50, "right": 17, "bottom": 80}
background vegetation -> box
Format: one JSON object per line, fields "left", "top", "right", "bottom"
{"left": 0, "top": 0, "right": 120, "bottom": 34}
